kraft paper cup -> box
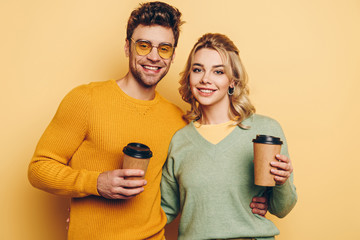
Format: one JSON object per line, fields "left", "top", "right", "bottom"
{"left": 252, "top": 135, "right": 283, "bottom": 186}
{"left": 121, "top": 143, "right": 152, "bottom": 180}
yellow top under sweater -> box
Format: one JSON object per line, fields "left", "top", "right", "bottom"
{"left": 193, "top": 120, "right": 237, "bottom": 144}
{"left": 28, "top": 80, "right": 186, "bottom": 240}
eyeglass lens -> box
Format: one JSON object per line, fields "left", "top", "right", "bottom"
{"left": 134, "top": 40, "right": 173, "bottom": 59}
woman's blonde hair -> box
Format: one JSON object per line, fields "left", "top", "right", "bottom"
{"left": 179, "top": 33, "right": 255, "bottom": 128}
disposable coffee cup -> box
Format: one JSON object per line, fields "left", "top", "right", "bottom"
{"left": 122, "top": 143, "right": 152, "bottom": 180}
{"left": 252, "top": 135, "right": 283, "bottom": 186}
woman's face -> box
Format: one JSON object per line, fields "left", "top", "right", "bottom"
{"left": 189, "top": 48, "right": 233, "bottom": 109}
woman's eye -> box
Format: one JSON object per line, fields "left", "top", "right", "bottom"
{"left": 192, "top": 68, "right": 202, "bottom": 73}
{"left": 214, "top": 70, "right": 224, "bottom": 74}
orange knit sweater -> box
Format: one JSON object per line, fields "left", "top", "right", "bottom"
{"left": 28, "top": 80, "right": 186, "bottom": 240}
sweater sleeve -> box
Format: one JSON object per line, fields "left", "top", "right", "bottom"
{"left": 268, "top": 173, "right": 298, "bottom": 218}
{"left": 266, "top": 118, "right": 298, "bottom": 218}
{"left": 160, "top": 141, "right": 181, "bottom": 224}
{"left": 28, "top": 85, "right": 100, "bottom": 197}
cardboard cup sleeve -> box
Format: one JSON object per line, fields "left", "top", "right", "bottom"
{"left": 121, "top": 143, "right": 152, "bottom": 180}
{"left": 252, "top": 135, "right": 283, "bottom": 187}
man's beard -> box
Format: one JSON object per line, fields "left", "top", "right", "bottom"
{"left": 129, "top": 60, "right": 171, "bottom": 88}
{"left": 131, "top": 66, "right": 169, "bottom": 88}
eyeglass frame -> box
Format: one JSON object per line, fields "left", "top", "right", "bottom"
{"left": 129, "top": 38, "right": 175, "bottom": 59}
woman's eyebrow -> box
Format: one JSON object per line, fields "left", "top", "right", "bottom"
{"left": 192, "top": 63, "right": 224, "bottom": 68}
{"left": 213, "top": 64, "right": 225, "bottom": 68}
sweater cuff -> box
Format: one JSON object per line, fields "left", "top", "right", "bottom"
{"left": 83, "top": 171, "right": 101, "bottom": 196}
{"left": 274, "top": 179, "right": 291, "bottom": 190}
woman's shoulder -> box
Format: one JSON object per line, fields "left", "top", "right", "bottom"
{"left": 245, "top": 113, "right": 281, "bottom": 125}
{"left": 172, "top": 122, "right": 194, "bottom": 138}
{"left": 242, "top": 114, "right": 284, "bottom": 134}
{"left": 169, "top": 122, "right": 199, "bottom": 146}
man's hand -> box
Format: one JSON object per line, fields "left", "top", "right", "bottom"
{"left": 270, "top": 154, "right": 293, "bottom": 185}
{"left": 97, "top": 169, "right": 147, "bottom": 200}
{"left": 250, "top": 196, "right": 268, "bottom": 217}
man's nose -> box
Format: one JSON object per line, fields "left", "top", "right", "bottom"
{"left": 146, "top": 47, "right": 161, "bottom": 62}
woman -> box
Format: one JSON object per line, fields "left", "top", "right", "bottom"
{"left": 161, "top": 33, "right": 297, "bottom": 240}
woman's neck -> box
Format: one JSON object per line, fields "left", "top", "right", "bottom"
{"left": 199, "top": 106, "right": 231, "bottom": 125}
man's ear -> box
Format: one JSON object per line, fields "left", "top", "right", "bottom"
{"left": 171, "top": 50, "right": 176, "bottom": 63}
{"left": 124, "top": 39, "right": 130, "bottom": 57}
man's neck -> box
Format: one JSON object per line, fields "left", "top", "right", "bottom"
{"left": 116, "top": 74, "right": 156, "bottom": 100}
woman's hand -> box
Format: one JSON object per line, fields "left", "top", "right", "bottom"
{"left": 270, "top": 154, "right": 293, "bottom": 185}
{"left": 250, "top": 196, "right": 268, "bottom": 217}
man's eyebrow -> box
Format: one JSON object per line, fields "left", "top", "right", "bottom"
{"left": 136, "top": 39, "right": 174, "bottom": 45}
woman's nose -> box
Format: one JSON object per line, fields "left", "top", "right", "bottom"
{"left": 199, "top": 72, "right": 211, "bottom": 84}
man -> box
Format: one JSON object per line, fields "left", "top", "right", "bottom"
{"left": 28, "top": 2, "right": 267, "bottom": 240}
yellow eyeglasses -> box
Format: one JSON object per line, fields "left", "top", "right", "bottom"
{"left": 130, "top": 38, "right": 174, "bottom": 59}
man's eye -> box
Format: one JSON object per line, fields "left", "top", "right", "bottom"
{"left": 160, "top": 47, "right": 170, "bottom": 52}
{"left": 137, "top": 42, "right": 150, "bottom": 49}
{"left": 159, "top": 44, "right": 172, "bottom": 52}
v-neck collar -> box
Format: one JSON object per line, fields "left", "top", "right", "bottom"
{"left": 185, "top": 121, "right": 242, "bottom": 151}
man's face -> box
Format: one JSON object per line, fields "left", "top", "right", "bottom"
{"left": 125, "top": 24, "right": 176, "bottom": 89}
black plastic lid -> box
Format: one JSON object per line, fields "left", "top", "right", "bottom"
{"left": 252, "top": 135, "right": 283, "bottom": 145}
{"left": 123, "top": 142, "right": 153, "bottom": 159}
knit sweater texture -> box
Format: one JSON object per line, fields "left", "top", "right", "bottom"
{"left": 161, "top": 114, "right": 297, "bottom": 240}
{"left": 28, "top": 80, "right": 186, "bottom": 240}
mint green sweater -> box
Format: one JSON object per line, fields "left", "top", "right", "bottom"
{"left": 161, "top": 114, "right": 297, "bottom": 240}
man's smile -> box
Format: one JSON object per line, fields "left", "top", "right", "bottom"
{"left": 142, "top": 65, "right": 162, "bottom": 72}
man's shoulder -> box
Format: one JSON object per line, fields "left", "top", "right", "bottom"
{"left": 156, "top": 93, "right": 179, "bottom": 107}
{"left": 87, "top": 80, "right": 114, "bottom": 90}
{"left": 157, "top": 93, "right": 184, "bottom": 115}
{"left": 68, "top": 80, "right": 113, "bottom": 93}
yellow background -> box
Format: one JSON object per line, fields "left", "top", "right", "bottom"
{"left": 1, "top": 0, "right": 359, "bottom": 239}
